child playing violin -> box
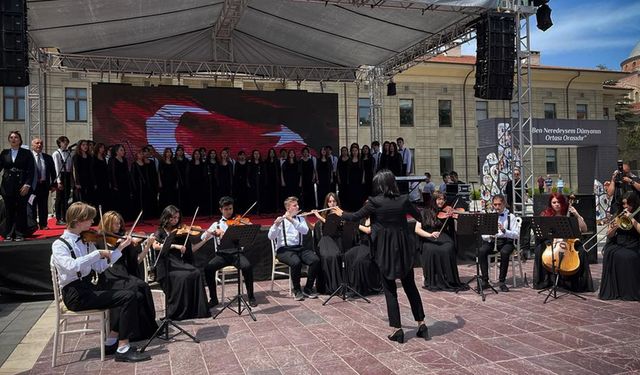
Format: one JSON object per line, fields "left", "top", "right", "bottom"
{"left": 201, "top": 196, "right": 258, "bottom": 308}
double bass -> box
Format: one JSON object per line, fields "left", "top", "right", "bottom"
{"left": 541, "top": 195, "right": 580, "bottom": 276}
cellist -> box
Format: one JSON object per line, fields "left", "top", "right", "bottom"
{"left": 201, "top": 196, "right": 258, "bottom": 308}
{"left": 532, "top": 192, "right": 594, "bottom": 292}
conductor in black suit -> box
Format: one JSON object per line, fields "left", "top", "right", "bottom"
{"left": 31, "top": 137, "right": 56, "bottom": 230}
{"left": 0, "top": 131, "right": 35, "bottom": 241}
{"left": 333, "top": 169, "right": 428, "bottom": 344}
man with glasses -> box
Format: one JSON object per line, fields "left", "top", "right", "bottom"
{"left": 477, "top": 194, "right": 520, "bottom": 292}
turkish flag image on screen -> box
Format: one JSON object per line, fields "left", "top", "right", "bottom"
{"left": 92, "top": 83, "right": 338, "bottom": 157}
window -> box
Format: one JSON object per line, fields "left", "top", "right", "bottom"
{"left": 399, "top": 99, "right": 414, "bottom": 127}
{"left": 438, "top": 100, "right": 452, "bottom": 127}
{"left": 3, "top": 87, "right": 25, "bottom": 121}
{"left": 603, "top": 107, "right": 609, "bottom": 120}
{"left": 358, "top": 98, "right": 371, "bottom": 127}
{"left": 439, "top": 148, "right": 453, "bottom": 175}
{"left": 544, "top": 103, "right": 556, "bottom": 119}
{"left": 476, "top": 100, "right": 488, "bottom": 123}
{"left": 546, "top": 148, "right": 557, "bottom": 174}
{"left": 65, "top": 88, "right": 88, "bottom": 122}
{"left": 576, "top": 104, "right": 588, "bottom": 120}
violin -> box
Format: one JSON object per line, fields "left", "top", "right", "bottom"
{"left": 437, "top": 206, "right": 466, "bottom": 219}
{"left": 173, "top": 224, "right": 209, "bottom": 237}
{"left": 80, "top": 229, "right": 149, "bottom": 247}
{"left": 226, "top": 215, "right": 252, "bottom": 226}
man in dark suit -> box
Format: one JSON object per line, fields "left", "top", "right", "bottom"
{"left": 0, "top": 131, "right": 35, "bottom": 241}
{"left": 31, "top": 137, "right": 56, "bottom": 230}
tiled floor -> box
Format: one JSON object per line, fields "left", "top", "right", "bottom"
{"left": 0, "top": 299, "right": 50, "bottom": 367}
{"left": 21, "top": 260, "right": 640, "bottom": 374}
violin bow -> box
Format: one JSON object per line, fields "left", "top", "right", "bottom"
{"left": 439, "top": 197, "right": 460, "bottom": 232}
{"left": 182, "top": 206, "right": 200, "bottom": 248}
{"left": 238, "top": 201, "right": 257, "bottom": 221}
{"left": 128, "top": 210, "right": 143, "bottom": 237}
{"left": 98, "top": 205, "right": 111, "bottom": 266}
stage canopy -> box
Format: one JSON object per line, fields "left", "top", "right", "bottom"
{"left": 27, "top": 0, "right": 496, "bottom": 80}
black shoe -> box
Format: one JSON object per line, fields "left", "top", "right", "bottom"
{"left": 416, "top": 324, "right": 430, "bottom": 341}
{"left": 115, "top": 347, "right": 150, "bottom": 363}
{"left": 3, "top": 236, "right": 12, "bottom": 242}
{"left": 294, "top": 290, "right": 305, "bottom": 301}
{"left": 14, "top": 236, "right": 23, "bottom": 242}
{"left": 388, "top": 329, "right": 404, "bottom": 344}
{"left": 248, "top": 297, "right": 258, "bottom": 307}
{"left": 302, "top": 288, "right": 318, "bottom": 299}
{"left": 499, "top": 283, "right": 510, "bottom": 292}
{"left": 480, "top": 280, "right": 490, "bottom": 289}
{"left": 105, "top": 343, "right": 137, "bottom": 356}
{"left": 208, "top": 298, "right": 219, "bottom": 308}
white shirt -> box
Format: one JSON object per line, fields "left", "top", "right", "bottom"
{"left": 399, "top": 147, "right": 412, "bottom": 175}
{"left": 268, "top": 216, "right": 309, "bottom": 249}
{"left": 50, "top": 230, "right": 122, "bottom": 288}
{"left": 201, "top": 217, "right": 230, "bottom": 247}
{"left": 481, "top": 209, "right": 520, "bottom": 242}
{"left": 422, "top": 181, "right": 436, "bottom": 194}
{"left": 10, "top": 148, "right": 19, "bottom": 163}
{"left": 53, "top": 148, "right": 73, "bottom": 182}
{"left": 32, "top": 151, "right": 46, "bottom": 183}
{"left": 329, "top": 155, "right": 338, "bottom": 173}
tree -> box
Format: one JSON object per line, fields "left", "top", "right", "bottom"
{"left": 616, "top": 97, "right": 640, "bottom": 164}
{"left": 596, "top": 64, "right": 609, "bottom": 71}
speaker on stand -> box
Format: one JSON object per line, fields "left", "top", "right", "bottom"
{"left": 474, "top": 11, "right": 515, "bottom": 101}
{"left": 0, "top": 0, "right": 29, "bottom": 87}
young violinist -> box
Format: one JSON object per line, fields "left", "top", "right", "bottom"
{"left": 201, "top": 196, "right": 257, "bottom": 308}
{"left": 415, "top": 191, "right": 466, "bottom": 292}
{"left": 152, "top": 205, "right": 210, "bottom": 320}
{"left": 478, "top": 194, "right": 520, "bottom": 292}
{"left": 532, "top": 192, "right": 594, "bottom": 292}
{"left": 268, "top": 196, "right": 320, "bottom": 301}
{"left": 99, "top": 211, "right": 159, "bottom": 341}
{"left": 50, "top": 202, "right": 150, "bottom": 362}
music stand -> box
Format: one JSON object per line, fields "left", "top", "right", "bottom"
{"left": 212, "top": 224, "right": 261, "bottom": 321}
{"left": 140, "top": 232, "right": 199, "bottom": 353}
{"left": 530, "top": 216, "right": 586, "bottom": 304}
{"left": 456, "top": 212, "right": 499, "bottom": 301}
{"left": 321, "top": 215, "right": 370, "bottom": 305}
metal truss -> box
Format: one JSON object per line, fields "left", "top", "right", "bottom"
{"left": 366, "top": 66, "right": 385, "bottom": 142}
{"left": 213, "top": 0, "right": 248, "bottom": 61}
{"left": 26, "top": 39, "right": 45, "bottom": 140}
{"left": 291, "top": 0, "right": 489, "bottom": 14}
{"left": 39, "top": 51, "right": 358, "bottom": 82}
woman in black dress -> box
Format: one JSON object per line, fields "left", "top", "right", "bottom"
{"left": 346, "top": 143, "right": 363, "bottom": 212}
{"left": 72, "top": 140, "right": 93, "bottom": 203}
{"left": 159, "top": 148, "right": 179, "bottom": 209}
{"left": 361, "top": 145, "right": 374, "bottom": 198}
{"left": 312, "top": 192, "right": 344, "bottom": 294}
{"left": 152, "top": 205, "right": 210, "bottom": 320}
{"left": 345, "top": 217, "right": 382, "bottom": 296}
{"left": 379, "top": 141, "right": 390, "bottom": 171}
{"left": 91, "top": 143, "right": 109, "bottom": 211}
{"left": 247, "top": 150, "right": 263, "bottom": 213}
{"left": 334, "top": 170, "right": 427, "bottom": 343}
{"left": 336, "top": 146, "right": 349, "bottom": 205}
{"left": 386, "top": 142, "right": 403, "bottom": 177}
{"left": 315, "top": 147, "right": 333, "bottom": 208}
{"left": 100, "top": 211, "right": 158, "bottom": 341}
{"left": 263, "top": 148, "right": 280, "bottom": 214}
{"left": 415, "top": 191, "right": 466, "bottom": 292}
{"left": 599, "top": 191, "right": 640, "bottom": 301}
{"left": 205, "top": 150, "right": 218, "bottom": 215}
{"left": 187, "top": 149, "right": 206, "bottom": 213}
{"left": 299, "top": 147, "right": 317, "bottom": 211}
{"left": 108, "top": 144, "right": 131, "bottom": 219}
{"left": 232, "top": 151, "right": 249, "bottom": 213}
{"left": 281, "top": 149, "right": 300, "bottom": 200}
{"left": 130, "top": 150, "right": 150, "bottom": 216}
{"left": 173, "top": 146, "right": 189, "bottom": 211}
{"left": 216, "top": 148, "right": 233, "bottom": 199}
{"left": 532, "top": 192, "right": 593, "bottom": 292}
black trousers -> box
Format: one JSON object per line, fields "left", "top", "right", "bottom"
{"left": 55, "top": 172, "right": 71, "bottom": 221}
{"left": 1, "top": 189, "right": 28, "bottom": 238}
{"left": 276, "top": 247, "right": 320, "bottom": 292}
{"left": 380, "top": 269, "right": 425, "bottom": 328}
{"left": 32, "top": 181, "right": 50, "bottom": 228}
{"left": 478, "top": 240, "right": 514, "bottom": 283}
{"left": 62, "top": 279, "right": 138, "bottom": 341}
{"left": 203, "top": 252, "right": 254, "bottom": 301}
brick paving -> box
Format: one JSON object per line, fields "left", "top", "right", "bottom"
{"left": 23, "top": 260, "right": 640, "bottom": 375}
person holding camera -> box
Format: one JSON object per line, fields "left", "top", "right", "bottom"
{"left": 607, "top": 161, "right": 640, "bottom": 216}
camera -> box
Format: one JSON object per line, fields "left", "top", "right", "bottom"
{"left": 615, "top": 160, "right": 624, "bottom": 184}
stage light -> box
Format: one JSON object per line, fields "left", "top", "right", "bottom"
{"left": 536, "top": 3, "right": 553, "bottom": 31}
{"left": 387, "top": 81, "right": 396, "bottom": 96}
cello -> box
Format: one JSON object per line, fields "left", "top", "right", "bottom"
{"left": 541, "top": 194, "right": 581, "bottom": 276}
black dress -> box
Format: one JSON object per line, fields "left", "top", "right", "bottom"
{"left": 346, "top": 159, "right": 363, "bottom": 211}
{"left": 91, "top": 156, "right": 109, "bottom": 211}
{"left": 362, "top": 157, "right": 374, "bottom": 198}
{"left": 159, "top": 160, "right": 179, "bottom": 209}
{"left": 336, "top": 157, "right": 349, "bottom": 205}
{"left": 102, "top": 241, "right": 158, "bottom": 341}
{"left": 316, "top": 157, "right": 332, "bottom": 204}
{"left": 73, "top": 154, "right": 93, "bottom": 203}
{"left": 154, "top": 230, "right": 209, "bottom": 320}
{"left": 282, "top": 160, "right": 300, "bottom": 199}
{"left": 188, "top": 162, "right": 206, "bottom": 213}
{"left": 263, "top": 158, "right": 280, "bottom": 214}
{"left": 599, "top": 216, "right": 640, "bottom": 301}
{"left": 205, "top": 161, "right": 218, "bottom": 215}
{"left": 233, "top": 161, "right": 249, "bottom": 213}
{"left": 216, "top": 162, "right": 233, "bottom": 199}
{"left": 344, "top": 225, "right": 381, "bottom": 296}
{"left": 300, "top": 158, "right": 316, "bottom": 210}
{"left": 174, "top": 158, "right": 189, "bottom": 211}
{"left": 247, "top": 160, "right": 263, "bottom": 213}
{"left": 386, "top": 154, "right": 403, "bottom": 177}
{"left": 130, "top": 161, "right": 151, "bottom": 216}
{"left": 419, "top": 210, "right": 466, "bottom": 291}
{"left": 109, "top": 157, "right": 131, "bottom": 219}
{"left": 313, "top": 220, "right": 344, "bottom": 294}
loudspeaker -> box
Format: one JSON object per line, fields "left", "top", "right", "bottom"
{"left": 474, "top": 11, "right": 515, "bottom": 100}
{"left": 386, "top": 82, "right": 396, "bottom": 96}
{"left": 0, "top": 0, "right": 28, "bottom": 87}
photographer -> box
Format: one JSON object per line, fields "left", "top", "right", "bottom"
{"left": 607, "top": 161, "right": 640, "bottom": 215}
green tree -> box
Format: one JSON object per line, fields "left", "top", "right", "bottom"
{"left": 616, "top": 96, "right": 640, "bottom": 164}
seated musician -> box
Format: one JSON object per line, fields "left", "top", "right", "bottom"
{"left": 478, "top": 194, "right": 520, "bottom": 292}
{"left": 312, "top": 192, "right": 344, "bottom": 294}
{"left": 100, "top": 211, "right": 158, "bottom": 341}
{"left": 50, "top": 202, "right": 150, "bottom": 362}
{"left": 599, "top": 191, "right": 640, "bottom": 301}
{"left": 152, "top": 205, "right": 210, "bottom": 320}
{"left": 201, "top": 196, "right": 257, "bottom": 308}
{"left": 344, "top": 217, "right": 382, "bottom": 296}
{"left": 415, "top": 191, "right": 466, "bottom": 292}
{"left": 532, "top": 192, "right": 593, "bottom": 292}
{"left": 268, "top": 196, "right": 320, "bottom": 301}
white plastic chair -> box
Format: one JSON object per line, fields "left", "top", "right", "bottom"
{"left": 143, "top": 246, "right": 166, "bottom": 313}
{"left": 213, "top": 240, "right": 243, "bottom": 302}
{"left": 489, "top": 217, "right": 524, "bottom": 286}
{"left": 270, "top": 239, "right": 292, "bottom": 296}
{"left": 50, "top": 265, "right": 109, "bottom": 367}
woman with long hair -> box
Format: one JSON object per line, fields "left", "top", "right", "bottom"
{"left": 72, "top": 140, "right": 93, "bottom": 203}
{"left": 386, "top": 142, "right": 403, "bottom": 177}
{"left": 247, "top": 149, "right": 263, "bottom": 213}
{"left": 361, "top": 144, "right": 374, "bottom": 197}
{"left": 346, "top": 143, "right": 363, "bottom": 211}
{"left": 336, "top": 146, "right": 349, "bottom": 205}
{"left": 312, "top": 192, "right": 344, "bottom": 294}
{"left": 599, "top": 191, "right": 640, "bottom": 300}
{"left": 216, "top": 148, "right": 233, "bottom": 199}
{"left": 299, "top": 147, "right": 317, "bottom": 210}
{"left": 333, "top": 170, "right": 427, "bottom": 343}
{"left": 315, "top": 147, "right": 333, "bottom": 208}
{"left": 205, "top": 149, "right": 218, "bottom": 215}
{"left": 158, "top": 148, "right": 179, "bottom": 209}
{"left": 187, "top": 149, "right": 206, "bottom": 213}
{"left": 281, "top": 149, "right": 300, "bottom": 200}
{"left": 108, "top": 144, "right": 131, "bottom": 219}
{"left": 91, "top": 142, "right": 109, "bottom": 211}
{"left": 263, "top": 148, "right": 280, "bottom": 214}
{"left": 173, "top": 146, "right": 189, "bottom": 211}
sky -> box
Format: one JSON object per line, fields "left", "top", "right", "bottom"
{"left": 461, "top": 0, "right": 640, "bottom": 71}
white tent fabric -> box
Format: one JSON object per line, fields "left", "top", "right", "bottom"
{"left": 28, "top": 0, "right": 495, "bottom": 70}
